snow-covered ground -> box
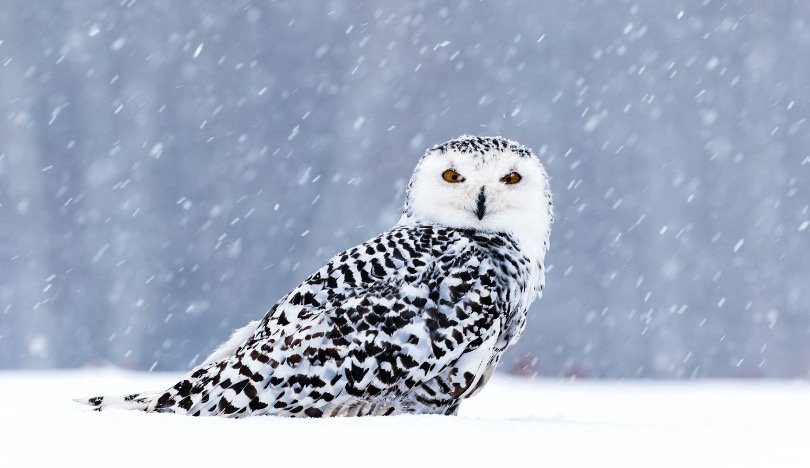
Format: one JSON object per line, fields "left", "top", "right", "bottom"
{"left": 2, "top": 370, "right": 808, "bottom": 467}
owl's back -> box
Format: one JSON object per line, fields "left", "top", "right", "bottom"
{"left": 85, "top": 224, "right": 539, "bottom": 417}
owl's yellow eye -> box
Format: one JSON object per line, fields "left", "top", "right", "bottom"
{"left": 442, "top": 169, "right": 465, "bottom": 183}
{"left": 501, "top": 171, "right": 522, "bottom": 185}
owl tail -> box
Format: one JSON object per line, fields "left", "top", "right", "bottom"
{"left": 75, "top": 321, "right": 262, "bottom": 414}
{"left": 73, "top": 391, "right": 162, "bottom": 412}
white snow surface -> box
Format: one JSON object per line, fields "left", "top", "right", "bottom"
{"left": 2, "top": 369, "right": 809, "bottom": 467}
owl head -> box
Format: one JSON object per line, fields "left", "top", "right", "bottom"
{"left": 401, "top": 135, "right": 553, "bottom": 259}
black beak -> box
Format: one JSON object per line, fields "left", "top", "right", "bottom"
{"left": 475, "top": 186, "right": 486, "bottom": 220}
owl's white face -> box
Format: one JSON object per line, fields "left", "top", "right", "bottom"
{"left": 401, "top": 136, "right": 553, "bottom": 261}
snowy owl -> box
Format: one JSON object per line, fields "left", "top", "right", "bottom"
{"left": 79, "top": 135, "right": 553, "bottom": 417}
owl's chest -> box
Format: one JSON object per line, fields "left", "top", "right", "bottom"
{"left": 487, "top": 246, "right": 539, "bottom": 350}
{"left": 485, "top": 242, "right": 533, "bottom": 302}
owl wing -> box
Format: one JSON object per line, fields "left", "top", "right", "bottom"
{"left": 151, "top": 225, "right": 507, "bottom": 417}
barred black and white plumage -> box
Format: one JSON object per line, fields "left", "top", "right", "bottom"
{"left": 78, "top": 135, "right": 553, "bottom": 417}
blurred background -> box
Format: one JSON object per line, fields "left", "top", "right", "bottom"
{"left": 0, "top": 0, "right": 808, "bottom": 378}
